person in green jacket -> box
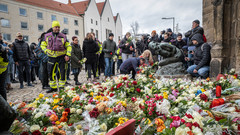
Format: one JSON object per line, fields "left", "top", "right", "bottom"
{"left": 71, "top": 36, "right": 82, "bottom": 85}
{"left": 102, "top": 33, "right": 117, "bottom": 78}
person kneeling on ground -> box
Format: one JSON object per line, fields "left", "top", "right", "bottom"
{"left": 186, "top": 33, "right": 211, "bottom": 79}
{"left": 120, "top": 57, "right": 145, "bottom": 79}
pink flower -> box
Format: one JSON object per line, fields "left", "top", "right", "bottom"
{"left": 46, "top": 111, "right": 53, "bottom": 117}
{"left": 172, "top": 90, "right": 179, "bottom": 97}
{"left": 168, "top": 94, "right": 176, "bottom": 101}
{"left": 170, "top": 120, "right": 181, "bottom": 128}
{"left": 146, "top": 96, "right": 150, "bottom": 99}
{"left": 148, "top": 111, "right": 153, "bottom": 116}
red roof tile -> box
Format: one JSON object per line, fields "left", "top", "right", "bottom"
{"left": 14, "top": 0, "right": 78, "bottom": 16}
{"left": 71, "top": 0, "right": 89, "bottom": 15}
{"left": 96, "top": 2, "right": 105, "bottom": 15}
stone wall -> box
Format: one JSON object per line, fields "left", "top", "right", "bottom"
{"left": 203, "top": 0, "right": 240, "bottom": 76}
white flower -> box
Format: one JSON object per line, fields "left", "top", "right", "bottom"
{"left": 156, "top": 99, "right": 171, "bottom": 116}
{"left": 100, "top": 123, "right": 107, "bottom": 131}
{"left": 74, "top": 130, "right": 83, "bottom": 135}
{"left": 175, "top": 127, "right": 186, "bottom": 135}
{"left": 30, "top": 125, "right": 40, "bottom": 132}
{"left": 192, "top": 127, "right": 203, "bottom": 135}
{"left": 45, "top": 127, "right": 53, "bottom": 133}
{"left": 85, "top": 104, "right": 93, "bottom": 111}
{"left": 76, "top": 109, "right": 82, "bottom": 114}
{"left": 34, "top": 112, "right": 43, "bottom": 119}
{"left": 70, "top": 108, "right": 76, "bottom": 113}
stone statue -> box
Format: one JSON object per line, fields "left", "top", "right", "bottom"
{"left": 148, "top": 42, "right": 186, "bottom": 75}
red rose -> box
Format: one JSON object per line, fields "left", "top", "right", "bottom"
{"left": 110, "top": 93, "right": 114, "bottom": 97}
{"left": 200, "top": 93, "right": 208, "bottom": 101}
{"left": 192, "top": 122, "right": 200, "bottom": 128}
{"left": 80, "top": 103, "right": 83, "bottom": 106}
{"left": 110, "top": 52, "right": 113, "bottom": 55}
{"left": 111, "top": 87, "right": 114, "bottom": 91}
{"left": 31, "top": 130, "right": 42, "bottom": 135}
{"left": 117, "top": 83, "right": 123, "bottom": 89}
{"left": 123, "top": 77, "right": 128, "bottom": 81}
{"left": 132, "top": 81, "right": 137, "bottom": 85}
{"left": 171, "top": 116, "right": 180, "bottom": 121}
{"left": 181, "top": 119, "right": 185, "bottom": 124}
{"left": 136, "top": 88, "right": 141, "bottom": 93}
{"left": 185, "top": 122, "right": 193, "bottom": 130}
{"left": 43, "top": 127, "right": 47, "bottom": 131}
{"left": 159, "top": 96, "right": 163, "bottom": 100}
{"left": 185, "top": 114, "right": 194, "bottom": 119}
{"left": 68, "top": 123, "right": 73, "bottom": 126}
{"left": 21, "top": 132, "right": 29, "bottom": 135}
{"left": 65, "top": 108, "right": 70, "bottom": 114}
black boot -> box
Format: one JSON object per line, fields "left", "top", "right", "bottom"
{"left": 74, "top": 74, "right": 81, "bottom": 85}
{"left": 46, "top": 88, "right": 57, "bottom": 93}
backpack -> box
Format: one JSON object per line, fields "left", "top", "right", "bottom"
{"left": 203, "top": 34, "right": 207, "bottom": 43}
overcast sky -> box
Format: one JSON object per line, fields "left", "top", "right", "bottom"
{"left": 55, "top": 0, "right": 202, "bottom": 35}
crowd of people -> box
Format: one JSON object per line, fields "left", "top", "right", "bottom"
{"left": 0, "top": 19, "right": 211, "bottom": 101}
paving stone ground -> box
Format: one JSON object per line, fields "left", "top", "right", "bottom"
{"left": 7, "top": 71, "right": 107, "bottom": 103}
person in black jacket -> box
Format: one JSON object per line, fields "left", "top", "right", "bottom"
{"left": 148, "top": 30, "right": 159, "bottom": 62}
{"left": 186, "top": 33, "right": 211, "bottom": 79}
{"left": 119, "top": 32, "right": 134, "bottom": 62}
{"left": 12, "top": 32, "right": 33, "bottom": 89}
{"left": 185, "top": 20, "right": 204, "bottom": 44}
{"left": 171, "top": 33, "right": 186, "bottom": 49}
{"left": 83, "top": 33, "right": 99, "bottom": 82}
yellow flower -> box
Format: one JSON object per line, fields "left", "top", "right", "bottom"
{"left": 36, "top": 98, "right": 40, "bottom": 101}
{"left": 116, "top": 101, "right": 127, "bottom": 107}
{"left": 115, "top": 123, "right": 119, "bottom": 126}
{"left": 39, "top": 93, "right": 44, "bottom": 98}
{"left": 90, "top": 92, "right": 94, "bottom": 97}
{"left": 55, "top": 121, "right": 60, "bottom": 125}
{"left": 201, "top": 88, "right": 205, "bottom": 92}
{"left": 53, "top": 99, "right": 60, "bottom": 104}
{"left": 163, "top": 92, "right": 168, "bottom": 99}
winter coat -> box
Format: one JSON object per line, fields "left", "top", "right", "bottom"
{"left": 171, "top": 40, "right": 186, "bottom": 49}
{"left": 185, "top": 26, "right": 204, "bottom": 40}
{"left": 71, "top": 42, "right": 83, "bottom": 69}
{"left": 149, "top": 34, "right": 159, "bottom": 43}
{"left": 120, "top": 57, "right": 140, "bottom": 73}
{"left": 102, "top": 39, "right": 117, "bottom": 58}
{"left": 82, "top": 39, "right": 99, "bottom": 64}
{"left": 12, "top": 39, "right": 32, "bottom": 62}
{"left": 119, "top": 37, "right": 134, "bottom": 54}
{"left": 191, "top": 34, "right": 211, "bottom": 70}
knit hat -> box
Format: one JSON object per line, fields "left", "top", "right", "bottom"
{"left": 109, "top": 33, "right": 114, "bottom": 37}
{"left": 167, "top": 28, "right": 172, "bottom": 32}
{"left": 52, "top": 21, "right": 60, "bottom": 28}
{"left": 193, "top": 19, "right": 200, "bottom": 25}
{"left": 152, "top": 30, "right": 156, "bottom": 34}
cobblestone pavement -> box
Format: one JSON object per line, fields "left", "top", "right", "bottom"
{"left": 7, "top": 71, "right": 107, "bottom": 103}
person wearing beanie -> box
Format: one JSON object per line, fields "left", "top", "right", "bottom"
{"left": 102, "top": 33, "right": 117, "bottom": 79}
{"left": 186, "top": 33, "right": 211, "bottom": 79}
{"left": 167, "top": 28, "right": 177, "bottom": 40}
{"left": 41, "top": 21, "right": 72, "bottom": 93}
{"left": 119, "top": 32, "right": 135, "bottom": 62}
{"left": 171, "top": 33, "right": 186, "bottom": 49}
{"left": 185, "top": 19, "right": 204, "bottom": 42}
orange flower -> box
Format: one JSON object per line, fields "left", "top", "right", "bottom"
{"left": 72, "top": 96, "right": 80, "bottom": 103}
{"left": 53, "top": 94, "right": 58, "bottom": 98}
{"left": 18, "top": 102, "right": 26, "bottom": 109}
{"left": 49, "top": 114, "right": 58, "bottom": 122}
{"left": 62, "top": 111, "right": 68, "bottom": 117}
{"left": 187, "top": 131, "right": 194, "bottom": 135}
{"left": 155, "top": 118, "right": 164, "bottom": 126}
{"left": 157, "top": 125, "right": 166, "bottom": 132}
{"left": 149, "top": 74, "right": 153, "bottom": 78}
{"left": 58, "top": 125, "right": 63, "bottom": 129}
{"left": 60, "top": 117, "right": 68, "bottom": 122}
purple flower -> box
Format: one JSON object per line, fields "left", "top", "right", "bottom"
{"left": 170, "top": 120, "right": 181, "bottom": 128}
{"left": 46, "top": 111, "right": 53, "bottom": 117}
{"left": 168, "top": 94, "right": 176, "bottom": 101}
{"left": 172, "top": 90, "right": 179, "bottom": 97}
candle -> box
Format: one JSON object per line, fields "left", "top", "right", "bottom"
{"left": 216, "top": 85, "right": 222, "bottom": 98}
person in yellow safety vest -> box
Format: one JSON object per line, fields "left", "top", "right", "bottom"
{"left": 116, "top": 47, "right": 123, "bottom": 73}
{"left": 41, "top": 21, "right": 72, "bottom": 93}
{"left": 0, "top": 43, "right": 9, "bottom": 100}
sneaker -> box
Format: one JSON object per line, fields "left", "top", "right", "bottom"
{"left": 46, "top": 88, "right": 57, "bottom": 93}
{"left": 20, "top": 84, "right": 24, "bottom": 89}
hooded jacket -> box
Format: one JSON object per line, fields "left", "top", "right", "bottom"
{"left": 191, "top": 33, "right": 211, "bottom": 70}
{"left": 71, "top": 42, "right": 82, "bottom": 69}
{"left": 185, "top": 26, "right": 204, "bottom": 40}
{"left": 13, "top": 39, "right": 32, "bottom": 62}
